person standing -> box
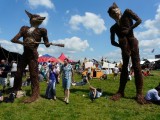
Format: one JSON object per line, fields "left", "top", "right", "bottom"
{"left": 45, "top": 63, "right": 57, "bottom": 100}
{"left": 107, "top": 3, "right": 145, "bottom": 104}
{"left": 0, "top": 60, "right": 11, "bottom": 92}
{"left": 10, "top": 61, "right": 17, "bottom": 78}
{"left": 9, "top": 61, "right": 17, "bottom": 88}
{"left": 60, "top": 58, "right": 74, "bottom": 104}
{"left": 113, "top": 65, "right": 119, "bottom": 80}
{"left": 87, "top": 67, "right": 92, "bottom": 80}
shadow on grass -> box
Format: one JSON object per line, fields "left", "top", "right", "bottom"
{"left": 70, "top": 87, "right": 116, "bottom": 98}
{"left": 25, "top": 90, "right": 31, "bottom": 96}
{"left": 40, "top": 94, "right": 46, "bottom": 99}
{"left": 40, "top": 94, "right": 66, "bottom": 103}
{"left": 102, "top": 91, "right": 115, "bottom": 97}
{"left": 70, "top": 88, "right": 89, "bottom": 94}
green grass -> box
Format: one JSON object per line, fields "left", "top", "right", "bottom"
{"left": 0, "top": 71, "right": 160, "bottom": 120}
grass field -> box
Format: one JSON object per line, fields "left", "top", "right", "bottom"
{"left": 0, "top": 70, "right": 160, "bottom": 120}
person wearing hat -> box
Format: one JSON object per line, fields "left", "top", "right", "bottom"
{"left": 145, "top": 84, "right": 160, "bottom": 104}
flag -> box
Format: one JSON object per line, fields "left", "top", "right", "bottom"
{"left": 151, "top": 49, "right": 155, "bottom": 53}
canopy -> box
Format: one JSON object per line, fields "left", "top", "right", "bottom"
{"left": 85, "top": 62, "right": 93, "bottom": 69}
{"left": 0, "top": 46, "right": 22, "bottom": 62}
{"left": 38, "top": 56, "right": 50, "bottom": 62}
{"left": 102, "top": 62, "right": 115, "bottom": 69}
{"left": 42, "top": 54, "right": 52, "bottom": 57}
{"left": 47, "top": 57, "right": 58, "bottom": 62}
{"left": 38, "top": 54, "right": 58, "bottom": 63}
{"left": 58, "top": 53, "right": 74, "bottom": 62}
{"left": 58, "top": 53, "right": 67, "bottom": 61}
{"left": 140, "top": 61, "right": 145, "bottom": 65}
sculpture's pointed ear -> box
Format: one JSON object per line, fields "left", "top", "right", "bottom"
{"left": 25, "top": 10, "right": 32, "bottom": 19}
{"left": 113, "top": 2, "right": 118, "bottom": 8}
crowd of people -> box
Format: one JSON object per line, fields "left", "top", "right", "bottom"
{"left": 0, "top": 56, "right": 159, "bottom": 104}
{"left": 0, "top": 60, "right": 17, "bottom": 92}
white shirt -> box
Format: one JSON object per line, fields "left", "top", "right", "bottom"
{"left": 145, "top": 88, "right": 160, "bottom": 101}
{"left": 113, "top": 67, "right": 119, "bottom": 74}
{"left": 11, "top": 62, "right": 17, "bottom": 72}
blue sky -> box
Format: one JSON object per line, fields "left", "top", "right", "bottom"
{"left": 0, "top": 0, "right": 160, "bottom": 62}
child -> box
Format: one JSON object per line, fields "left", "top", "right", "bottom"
{"left": 72, "top": 76, "right": 88, "bottom": 86}
{"left": 45, "top": 63, "right": 57, "bottom": 100}
{"left": 89, "top": 86, "right": 102, "bottom": 101}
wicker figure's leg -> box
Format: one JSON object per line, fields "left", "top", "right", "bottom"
{"left": 13, "top": 56, "right": 27, "bottom": 91}
{"left": 111, "top": 38, "right": 130, "bottom": 101}
{"left": 24, "top": 59, "right": 39, "bottom": 103}
{"left": 130, "top": 38, "right": 146, "bottom": 104}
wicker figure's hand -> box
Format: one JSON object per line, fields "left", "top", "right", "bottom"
{"left": 45, "top": 42, "right": 50, "bottom": 47}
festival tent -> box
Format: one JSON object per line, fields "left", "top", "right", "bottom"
{"left": 102, "top": 62, "right": 115, "bottom": 69}
{"left": 84, "top": 61, "right": 94, "bottom": 69}
{"left": 0, "top": 46, "right": 22, "bottom": 62}
{"left": 38, "top": 56, "right": 49, "bottom": 62}
{"left": 101, "top": 62, "right": 115, "bottom": 74}
{"left": 147, "top": 58, "right": 160, "bottom": 63}
{"left": 47, "top": 57, "right": 58, "bottom": 62}
{"left": 42, "top": 54, "right": 52, "bottom": 57}
{"left": 58, "top": 53, "right": 67, "bottom": 61}
{"left": 140, "top": 61, "right": 145, "bottom": 65}
{"left": 38, "top": 54, "right": 58, "bottom": 62}
{"left": 58, "top": 53, "right": 74, "bottom": 62}
{"left": 82, "top": 61, "right": 104, "bottom": 78}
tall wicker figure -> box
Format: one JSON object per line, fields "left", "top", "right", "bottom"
{"left": 107, "top": 3, "right": 146, "bottom": 104}
{"left": 11, "top": 10, "right": 50, "bottom": 103}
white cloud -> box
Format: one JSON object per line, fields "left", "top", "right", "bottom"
{"left": 139, "top": 38, "right": 160, "bottom": 48}
{"left": 89, "top": 48, "right": 94, "bottom": 52}
{"left": 104, "top": 49, "right": 122, "bottom": 62}
{"left": 133, "top": 4, "right": 160, "bottom": 60}
{"left": 37, "top": 36, "right": 89, "bottom": 56}
{"left": 38, "top": 12, "right": 49, "bottom": 26}
{"left": 0, "top": 36, "right": 89, "bottom": 60}
{"left": 28, "top": 0, "right": 55, "bottom": 9}
{"left": 0, "top": 39, "right": 23, "bottom": 54}
{"left": 69, "top": 12, "right": 107, "bottom": 34}
{"left": 136, "top": 5, "right": 160, "bottom": 40}
{"left": 66, "top": 10, "right": 70, "bottom": 14}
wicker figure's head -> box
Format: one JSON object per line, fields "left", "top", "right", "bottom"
{"left": 107, "top": 3, "right": 121, "bottom": 20}
{"left": 25, "top": 10, "right": 45, "bottom": 27}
